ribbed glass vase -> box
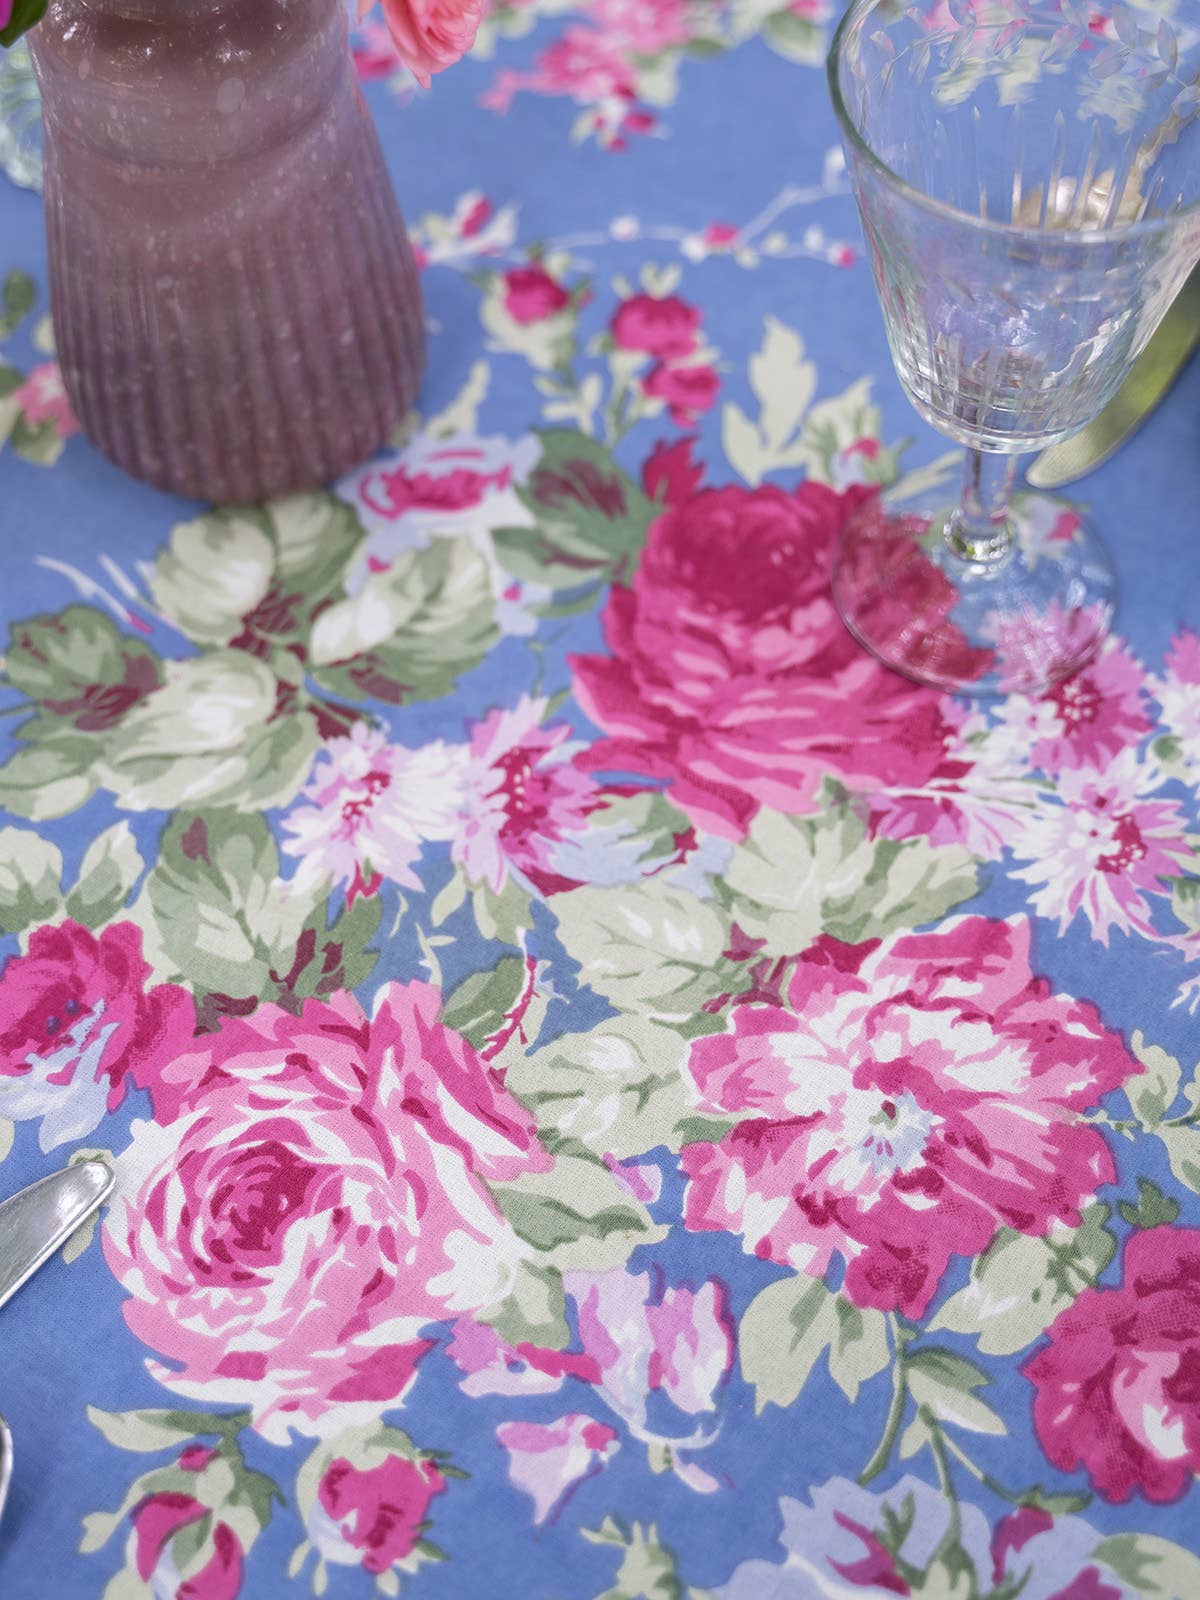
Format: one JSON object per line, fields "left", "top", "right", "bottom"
{"left": 30, "top": 0, "right": 426, "bottom": 503}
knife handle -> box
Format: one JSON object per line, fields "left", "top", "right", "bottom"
{"left": 0, "top": 1159, "right": 115, "bottom": 1313}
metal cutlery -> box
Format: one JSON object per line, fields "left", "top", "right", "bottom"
{"left": 0, "top": 1158, "right": 115, "bottom": 1532}
{"left": 1028, "top": 263, "right": 1200, "bottom": 489}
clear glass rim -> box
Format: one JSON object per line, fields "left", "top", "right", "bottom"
{"left": 827, "top": 0, "right": 1200, "bottom": 248}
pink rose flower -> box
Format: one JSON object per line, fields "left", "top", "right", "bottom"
{"left": 610, "top": 294, "right": 702, "bottom": 360}
{"left": 642, "top": 361, "right": 720, "bottom": 425}
{"left": 497, "top": 1415, "right": 620, "bottom": 1523}
{"left": 104, "top": 982, "right": 551, "bottom": 1442}
{"left": 313, "top": 1455, "right": 446, "bottom": 1574}
{"left": 364, "top": 0, "right": 484, "bottom": 88}
{"left": 0, "top": 1, "right": 13, "bottom": 32}
{"left": 681, "top": 916, "right": 1137, "bottom": 1317}
{"left": 1024, "top": 1227, "right": 1200, "bottom": 1503}
{"left": 280, "top": 722, "right": 468, "bottom": 899}
{"left": 0, "top": 920, "right": 194, "bottom": 1150}
{"left": 454, "top": 694, "right": 600, "bottom": 894}
{"left": 571, "top": 476, "right": 956, "bottom": 838}
{"left": 352, "top": 19, "right": 405, "bottom": 80}
{"left": 502, "top": 265, "right": 572, "bottom": 325}
{"left": 130, "top": 1494, "right": 243, "bottom": 1600}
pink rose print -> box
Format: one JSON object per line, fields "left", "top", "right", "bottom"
{"left": 496, "top": 1415, "right": 620, "bottom": 1523}
{"left": 1153, "top": 628, "right": 1200, "bottom": 781}
{"left": 611, "top": 293, "right": 701, "bottom": 360}
{"left": 104, "top": 982, "right": 552, "bottom": 1442}
{"left": 311, "top": 1455, "right": 446, "bottom": 1575}
{"left": 571, "top": 475, "right": 955, "bottom": 838}
{"left": 450, "top": 1268, "right": 732, "bottom": 1497}
{"left": 280, "top": 721, "right": 467, "bottom": 899}
{"left": 13, "top": 362, "right": 79, "bottom": 438}
{"left": 642, "top": 361, "right": 721, "bottom": 425}
{"left": 366, "top": 0, "right": 484, "bottom": 89}
{"left": 713, "top": 1475, "right": 1134, "bottom": 1599}
{"left": 341, "top": 431, "right": 544, "bottom": 635}
{"left": 681, "top": 917, "right": 1137, "bottom": 1318}
{"left": 0, "top": 920, "right": 194, "bottom": 1150}
{"left": 453, "top": 693, "right": 600, "bottom": 894}
{"left": 1025, "top": 1227, "right": 1200, "bottom": 1504}
{"left": 1010, "top": 749, "right": 1192, "bottom": 942}
{"left": 351, "top": 18, "right": 406, "bottom": 80}
{"left": 502, "top": 265, "right": 572, "bottom": 325}
{"left": 129, "top": 1494, "right": 243, "bottom": 1600}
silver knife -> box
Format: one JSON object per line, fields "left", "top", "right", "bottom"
{"left": 0, "top": 1159, "right": 115, "bottom": 1313}
{"left": 1027, "top": 263, "right": 1200, "bottom": 489}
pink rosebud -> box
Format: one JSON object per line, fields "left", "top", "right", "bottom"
{"left": 502, "top": 266, "right": 572, "bottom": 326}
{"left": 132, "top": 1495, "right": 244, "bottom": 1600}
{"left": 459, "top": 195, "right": 492, "bottom": 236}
{"left": 702, "top": 223, "right": 740, "bottom": 249}
{"left": 317, "top": 1455, "right": 446, "bottom": 1574}
{"left": 0, "top": 1, "right": 14, "bottom": 30}
{"left": 610, "top": 294, "right": 701, "bottom": 360}
{"left": 642, "top": 362, "right": 720, "bottom": 424}
{"left": 179, "top": 1446, "right": 219, "bottom": 1473}
{"left": 363, "top": 0, "right": 484, "bottom": 90}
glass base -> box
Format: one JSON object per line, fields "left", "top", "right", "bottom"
{"left": 833, "top": 486, "right": 1116, "bottom": 697}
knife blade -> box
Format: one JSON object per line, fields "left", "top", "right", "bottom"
{"left": 0, "top": 1159, "right": 114, "bottom": 1313}
{"left": 1027, "top": 263, "right": 1200, "bottom": 490}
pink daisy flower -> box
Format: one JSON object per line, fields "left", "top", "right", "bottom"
{"left": 1010, "top": 750, "right": 1192, "bottom": 942}
{"left": 454, "top": 696, "right": 600, "bottom": 895}
{"left": 1001, "top": 637, "right": 1152, "bottom": 776}
{"left": 282, "top": 723, "right": 467, "bottom": 897}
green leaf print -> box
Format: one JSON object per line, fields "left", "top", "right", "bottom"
{"left": 149, "top": 493, "right": 365, "bottom": 650}
{"left": 739, "top": 1275, "right": 891, "bottom": 1415}
{"left": 504, "top": 1014, "right": 696, "bottom": 1159}
{"left": 0, "top": 824, "right": 64, "bottom": 933}
{"left": 491, "top": 1149, "right": 666, "bottom": 1271}
{"left": 0, "top": 270, "right": 36, "bottom": 340}
{"left": 552, "top": 879, "right": 737, "bottom": 1022}
{"left": 719, "top": 799, "right": 978, "bottom": 959}
{"left": 492, "top": 427, "right": 656, "bottom": 591}
{"left": 481, "top": 1259, "right": 571, "bottom": 1351}
{"left": 65, "top": 822, "right": 145, "bottom": 928}
{"left": 1092, "top": 1533, "right": 1200, "bottom": 1599}
{"left": 929, "top": 1205, "right": 1118, "bottom": 1356}
{"left": 134, "top": 811, "right": 378, "bottom": 1015}
{"left": 94, "top": 652, "right": 318, "bottom": 813}
{"left": 309, "top": 534, "right": 499, "bottom": 705}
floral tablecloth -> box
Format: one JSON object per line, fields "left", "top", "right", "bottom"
{"left": 2, "top": 6, "right": 1200, "bottom": 1598}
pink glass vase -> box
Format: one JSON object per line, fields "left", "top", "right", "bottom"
{"left": 30, "top": 0, "right": 426, "bottom": 504}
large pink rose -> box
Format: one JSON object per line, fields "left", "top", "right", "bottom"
{"left": 681, "top": 916, "right": 1138, "bottom": 1317}
{"left": 104, "top": 982, "right": 551, "bottom": 1442}
{"left": 366, "top": 0, "right": 483, "bottom": 88}
{"left": 570, "top": 477, "right": 955, "bottom": 838}
{"left": 1024, "top": 1227, "right": 1200, "bottom": 1503}
{"left": 0, "top": 920, "right": 194, "bottom": 1150}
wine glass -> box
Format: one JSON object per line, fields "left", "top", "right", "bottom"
{"left": 827, "top": 0, "right": 1200, "bottom": 695}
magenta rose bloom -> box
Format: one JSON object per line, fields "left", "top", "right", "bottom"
{"left": 610, "top": 293, "right": 701, "bottom": 360}
{"left": 680, "top": 917, "right": 1138, "bottom": 1317}
{"left": 642, "top": 361, "right": 720, "bottom": 424}
{"left": 571, "top": 477, "right": 955, "bottom": 837}
{"left": 503, "top": 265, "right": 572, "bottom": 325}
{"left": 104, "top": 982, "right": 552, "bottom": 1442}
{"left": 1024, "top": 1227, "right": 1200, "bottom": 1503}
{"left": 312, "top": 1455, "right": 446, "bottom": 1574}
{"left": 0, "top": 920, "right": 194, "bottom": 1150}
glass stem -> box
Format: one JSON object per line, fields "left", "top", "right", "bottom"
{"left": 944, "top": 448, "right": 1019, "bottom": 565}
